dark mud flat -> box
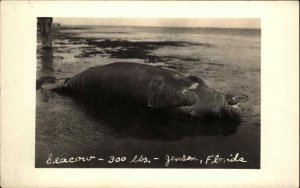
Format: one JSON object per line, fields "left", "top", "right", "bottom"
{"left": 51, "top": 28, "right": 209, "bottom": 63}
{"left": 36, "top": 25, "right": 260, "bottom": 168}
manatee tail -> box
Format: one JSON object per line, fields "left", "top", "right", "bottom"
{"left": 50, "top": 78, "right": 70, "bottom": 94}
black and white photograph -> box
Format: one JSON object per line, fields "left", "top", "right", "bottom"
{"left": 35, "top": 18, "right": 261, "bottom": 168}
{"left": 1, "top": 1, "right": 299, "bottom": 187}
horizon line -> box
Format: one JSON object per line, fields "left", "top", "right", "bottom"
{"left": 54, "top": 24, "right": 261, "bottom": 30}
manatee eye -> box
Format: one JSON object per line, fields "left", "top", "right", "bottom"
{"left": 226, "top": 92, "right": 249, "bottom": 105}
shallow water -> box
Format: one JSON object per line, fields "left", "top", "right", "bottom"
{"left": 36, "top": 26, "right": 260, "bottom": 168}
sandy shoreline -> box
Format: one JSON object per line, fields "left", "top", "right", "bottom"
{"left": 36, "top": 26, "right": 260, "bottom": 168}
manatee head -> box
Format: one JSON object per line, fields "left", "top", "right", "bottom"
{"left": 176, "top": 90, "right": 242, "bottom": 119}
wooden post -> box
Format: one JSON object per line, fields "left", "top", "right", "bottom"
{"left": 37, "top": 17, "right": 53, "bottom": 48}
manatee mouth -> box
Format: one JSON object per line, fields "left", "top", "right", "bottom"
{"left": 219, "top": 93, "right": 242, "bottom": 118}
{"left": 51, "top": 79, "right": 70, "bottom": 94}
{"left": 222, "top": 102, "right": 242, "bottom": 119}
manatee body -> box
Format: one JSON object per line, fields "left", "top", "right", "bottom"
{"left": 55, "top": 62, "right": 241, "bottom": 118}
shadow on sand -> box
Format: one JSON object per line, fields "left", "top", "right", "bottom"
{"left": 70, "top": 96, "right": 242, "bottom": 141}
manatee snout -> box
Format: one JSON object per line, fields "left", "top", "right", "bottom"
{"left": 213, "top": 92, "right": 242, "bottom": 119}
{"left": 222, "top": 93, "right": 245, "bottom": 118}
{"left": 221, "top": 103, "right": 242, "bottom": 119}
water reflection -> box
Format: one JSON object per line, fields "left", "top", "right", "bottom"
{"left": 37, "top": 48, "right": 56, "bottom": 90}
{"left": 73, "top": 97, "right": 242, "bottom": 141}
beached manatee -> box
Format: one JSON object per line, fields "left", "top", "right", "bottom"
{"left": 53, "top": 62, "right": 242, "bottom": 119}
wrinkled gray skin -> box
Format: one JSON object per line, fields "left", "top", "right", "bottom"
{"left": 54, "top": 62, "right": 242, "bottom": 119}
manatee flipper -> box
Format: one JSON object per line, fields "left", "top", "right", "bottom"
{"left": 187, "top": 75, "right": 209, "bottom": 87}
{"left": 148, "top": 92, "right": 197, "bottom": 109}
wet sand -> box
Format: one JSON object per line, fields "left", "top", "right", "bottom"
{"left": 36, "top": 26, "right": 260, "bottom": 168}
